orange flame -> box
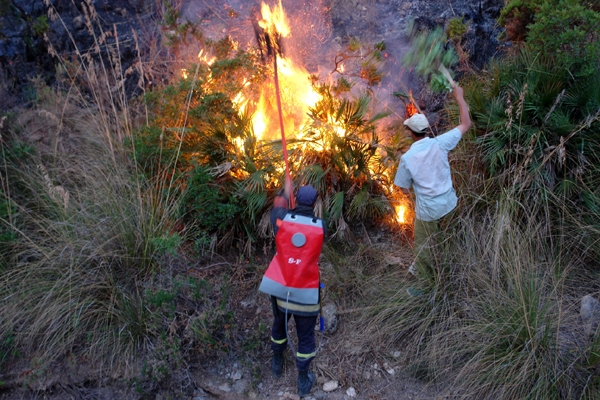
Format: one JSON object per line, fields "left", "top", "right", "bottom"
{"left": 395, "top": 205, "right": 407, "bottom": 223}
{"left": 258, "top": 0, "right": 290, "bottom": 38}
{"left": 405, "top": 90, "right": 418, "bottom": 119}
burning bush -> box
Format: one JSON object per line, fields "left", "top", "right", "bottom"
{"left": 133, "top": 5, "right": 410, "bottom": 248}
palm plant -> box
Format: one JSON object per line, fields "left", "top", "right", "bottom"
{"left": 290, "top": 79, "right": 394, "bottom": 237}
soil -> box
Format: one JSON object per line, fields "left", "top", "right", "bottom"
{"left": 0, "top": 0, "right": 504, "bottom": 399}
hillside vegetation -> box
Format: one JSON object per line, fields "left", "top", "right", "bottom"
{"left": 1, "top": 0, "right": 599, "bottom": 398}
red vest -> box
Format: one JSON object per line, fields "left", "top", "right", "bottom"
{"left": 259, "top": 213, "right": 324, "bottom": 305}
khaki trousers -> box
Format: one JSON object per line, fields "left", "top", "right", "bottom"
{"left": 413, "top": 218, "right": 440, "bottom": 275}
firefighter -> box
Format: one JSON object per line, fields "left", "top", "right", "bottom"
{"left": 264, "top": 175, "right": 326, "bottom": 398}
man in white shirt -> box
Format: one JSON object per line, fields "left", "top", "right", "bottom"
{"left": 394, "top": 84, "right": 471, "bottom": 276}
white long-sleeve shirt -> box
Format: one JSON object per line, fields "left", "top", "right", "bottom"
{"left": 394, "top": 127, "right": 462, "bottom": 221}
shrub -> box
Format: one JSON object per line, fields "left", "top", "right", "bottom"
{"left": 462, "top": 49, "right": 600, "bottom": 210}
{"left": 498, "top": 0, "right": 542, "bottom": 42}
{"left": 498, "top": 0, "right": 600, "bottom": 76}
{"left": 527, "top": 0, "right": 600, "bottom": 76}
{"left": 180, "top": 166, "right": 241, "bottom": 233}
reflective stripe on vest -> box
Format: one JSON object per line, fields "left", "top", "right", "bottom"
{"left": 275, "top": 298, "right": 320, "bottom": 314}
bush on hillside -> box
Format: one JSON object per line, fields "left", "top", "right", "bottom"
{"left": 498, "top": 0, "right": 600, "bottom": 76}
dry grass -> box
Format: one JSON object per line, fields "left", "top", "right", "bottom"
{"left": 0, "top": 0, "right": 190, "bottom": 373}
{"left": 354, "top": 189, "right": 600, "bottom": 399}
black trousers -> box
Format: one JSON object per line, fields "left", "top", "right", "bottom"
{"left": 270, "top": 297, "right": 317, "bottom": 371}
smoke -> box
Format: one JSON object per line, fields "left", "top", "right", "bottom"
{"left": 179, "top": 0, "right": 420, "bottom": 140}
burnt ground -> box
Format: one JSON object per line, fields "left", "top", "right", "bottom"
{"left": 0, "top": 0, "right": 505, "bottom": 399}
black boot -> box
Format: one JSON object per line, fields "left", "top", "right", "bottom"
{"left": 272, "top": 352, "right": 284, "bottom": 378}
{"left": 297, "top": 370, "right": 314, "bottom": 398}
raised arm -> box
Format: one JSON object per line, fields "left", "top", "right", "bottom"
{"left": 453, "top": 84, "right": 472, "bottom": 135}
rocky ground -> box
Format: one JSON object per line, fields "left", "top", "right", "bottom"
{"left": 0, "top": 0, "right": 505, "bottom": 399}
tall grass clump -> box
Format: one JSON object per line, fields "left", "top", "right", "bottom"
{"left": 0, "top": 92, "right": 180, "bottom": 370}
{"left": 0, "top": 1, "right": 183, "bottom": 371}
{"left": 359, "top": 189, "right": 600, "bottom": 398}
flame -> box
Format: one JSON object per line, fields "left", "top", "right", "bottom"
{"left": 253, "top": 94, "right": 268, "bottom": 138}
{"left": 405, "top": 90, "right": 418, "bottom": 119}
{"left": 259, "top": 0, "right": 290, "bottom": 38}
{"left": 176, "top": 1, "right": 411, "bottom": 225}
{"left": 395, "top": 205, "right": 407, "bottom": 223}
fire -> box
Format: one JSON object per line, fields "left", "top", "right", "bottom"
{"left": 252, "top": 95, "right": 268, "bottom": 138}
{"left": 178, "top": 1, "right": 410, "bottom": 225}
{"left": 405, "top": 91, "right": 418, "bottom": 119}
{"left": 258, "top": 0, "right": 290, "bottom": 39}
{"left": 395, "top": 204, "right": 407, "bottom": 223}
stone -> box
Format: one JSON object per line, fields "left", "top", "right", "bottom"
{"left": 321, "top": 303, "right": 338, "bottom": 333}
{"left": 289, "top": 395, "right": 301, "bottom": 400}
{"left": 73, "top": 16, "right": 85, "bottom": 31}
{"left": 392, "top": 351, "right": 402, "bottom": 358}
{"left": 232, "top": 379, "right": 249, "bottom": 393}
{"left": 346, "top": 387, "right": 357, "bottom": 397}
{"left": 401, "top": 2, "right": 412, "bottom": 11}
{"left": 581, "top": 295, "right": 600, "bottom": 336}
{"left": 323, "top": 380, "right": 339, "bottom": 392}
{"left": 218, "top": 383, "right": 231, "bottom": 392}
{"left": 232, "top": 371, "right": 242, "bottom": 380}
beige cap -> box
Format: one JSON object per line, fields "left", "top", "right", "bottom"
{"left": 403, "top": 114, "right": 429, "bottom": 133}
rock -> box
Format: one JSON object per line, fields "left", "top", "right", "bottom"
{"left": 392, "top": 351, "right": 402, "bottom": 358}
{"left": 232, "top": 371, "right": 242, "bottom": 380}
{"left": 401, "top": 2, "right": 412, "bottom": 11}
{"left": 323, "top": 380, "right": 338, "bottom": 392}
{"left": 384, "top": 363, "right": 395, "bottom": 376}
{"left": 581, "top": 295, "right": 600, "bottom": 336}
{"left": 289, "top": 394, "right": 301, "bottom": 400}
{"left": 73, "top": 16, "right": 85, "bottom": 31}
{"left": 321, "top": 303, "right": 338, "bottom": 333}
{"left": 233, "top": 378, "right": 249, "bottom": 393}
{"left": 218, "top": 383, "right": 231, "bottom": 392}
{"left": 346, "top": 387, "right": 357, "bottom": 397}
{"left": 278, "top": 392, "right": 284, "bottom": 396}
